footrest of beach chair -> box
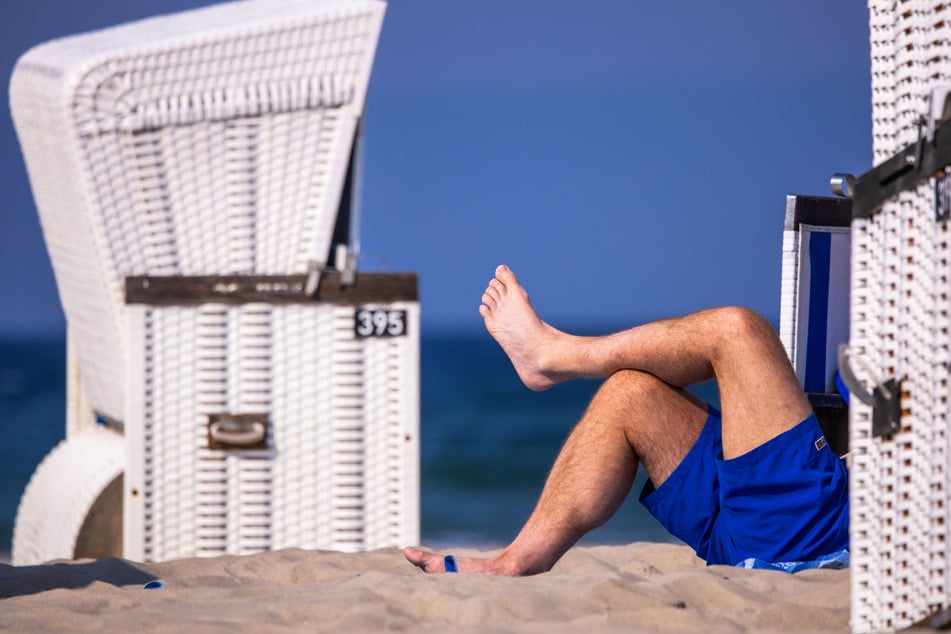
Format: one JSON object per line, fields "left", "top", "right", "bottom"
{"left": 12, "top": 427, "right": 124, "bottom": 566}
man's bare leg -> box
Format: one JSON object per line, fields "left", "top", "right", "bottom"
{"left": 404, "top": 264, "right": 812, "bottom": 574}
{"left": 478, "top": 264, "right": 810, "bottom": 459}
{"left": 404, "top": 370, "right": 708, "bottom": 574}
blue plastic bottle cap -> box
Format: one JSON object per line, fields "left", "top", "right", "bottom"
{"left": 143, "top": 581, "right": 165, "bottom": 589}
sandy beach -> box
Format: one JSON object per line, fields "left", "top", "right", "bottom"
{"left": 0, "top": 542, "right": 849, "bottom": 633}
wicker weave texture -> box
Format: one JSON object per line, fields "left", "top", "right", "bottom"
{"left": 779, "top": 227, "right": 800, "bottom": 365}
{"left": 869, "top": 0, "right": 951, "bottom": 164}
{"left": 852, "top": 2, "right": 951, "bottom": 631}
{"left": 124, "top": 301, "right": 419, "bottom": 562}
{"left": 850, "top": 183, "right": 951, "bottom": 632}
{"left": 9, "top": 0, "right": 384, "bottom": 422}
{"left": 12, "top": 428, "right": 124, "bottom": 566}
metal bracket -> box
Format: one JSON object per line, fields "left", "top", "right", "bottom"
{"left": 937, "top": 170, "right": 951, "bottom": 222}
{"left": 305, "top": 260, "right": 323, "bottom": 297}
{"left": 830, "top": 173, "right": 856, "bottom": 198}
{"left": 837, "top": 344, "right": 902, "bottom": 438}
{"left": 871, "top": 377, "right": 902, "bottom": 438}
{"left": 853, "top": 85, "right": 951, "bottom": 220}
{"left": 927, "top": 86, "right": 951, "bottom": 143}
{"left": 336, "top": 244, "right": 357, "bottom": 287}
{"left": 837, "top": 344, "right": 876, "bottom": 406}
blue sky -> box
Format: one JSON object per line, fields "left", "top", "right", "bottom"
{"left": 0, "top": 0, "right": 872, "bottom": 336}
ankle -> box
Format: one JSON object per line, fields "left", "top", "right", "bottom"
{"left": 533, "top": 340, "right": 558, "bottom": 377}
{"left": 542, "top": 332, "right": 593, "bottom": 379}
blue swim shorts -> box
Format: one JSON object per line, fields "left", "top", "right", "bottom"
{"left": 639, "top": 407, "right": 849, "bottom": 566}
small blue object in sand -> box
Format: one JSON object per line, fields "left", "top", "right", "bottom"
{"left": 143, "top": 581, "right": 165, "bottom": 589}
{"left": 735, "top": 548, "right": 850, "bottom": 573}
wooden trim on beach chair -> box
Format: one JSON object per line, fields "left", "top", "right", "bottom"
{"left": 125, "top": 271, "right": 419, "bottom": 305}
{"left": 784, "top": 195, "right": 852, "bottom": 230}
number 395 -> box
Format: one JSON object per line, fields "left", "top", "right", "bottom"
{"left": 355, "top": 308, "right": 408, "bottom": 338}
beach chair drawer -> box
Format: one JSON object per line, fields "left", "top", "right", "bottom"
{"left": 122, "top": 279, "right": 419, "bottom": 561}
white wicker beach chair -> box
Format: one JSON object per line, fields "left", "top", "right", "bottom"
{"left": 10, "top": 0, "right": 420, "bottom": 565}
{"left": 778, "top": 194, "right": 852, "bottom": 455}
{"left": 841, "top": 1, "right": 951, "bottom": 630}
{"left": 780, "top": 195, "right": 852, "bottom": 396}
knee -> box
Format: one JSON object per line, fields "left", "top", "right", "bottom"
{"left": 589, "top": 370, "right": 667, "bottom": 433}
{"left": 601, "top": 369, "right": 666, "bottom": 399}
{"left": 706, "top": 306, "right": 775, "bottom": 346}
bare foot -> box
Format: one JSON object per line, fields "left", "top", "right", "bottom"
{"left": 402, "top": 547, "right": 523, "bottom": 576}
{"left": 479, "top": 265, "right": 566, "bottom": 391}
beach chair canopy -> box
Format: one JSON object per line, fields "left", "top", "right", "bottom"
{"left": 10, "top": 0, "right": 385, "bottom": 423}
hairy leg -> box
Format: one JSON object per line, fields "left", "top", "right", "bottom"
{"left": 404, "top": 371, "right": 708, "bottom": 575}
{"left": 479, "top": 265, "right": 810, "bottom": 458}
{"left": 404, "top": 266, "right": 812, "bottom": 574}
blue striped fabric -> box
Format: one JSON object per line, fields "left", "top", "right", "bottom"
{"left": 803, "top": 231, "right": 831, "bottom": 393}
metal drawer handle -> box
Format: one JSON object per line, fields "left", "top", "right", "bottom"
{"left": 209, "top": 420, "right": 266, "bottom": 447}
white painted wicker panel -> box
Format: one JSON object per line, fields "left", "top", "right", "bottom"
{"left": 256, "top": 110, "right": 328, "bottom": 274}
{"left": 9, "top": 0, "right": 385, "bottom": 423}
{"left": 868, "top": 0, "right": 951, "bottom": 163}
{"left": 849, "top": 179, "right": 951, "bottom": 632}
{"left": 127, "top": 299, "right": 419, "bottom": 562}
{"left": 66, "top": 330, "right": 98, "bottom": 439}
{"left": 270, "top": 304, "right": 335, "bottom": 550}
{"left": 137, "top": 306, "right": 202, "bottom": 562}
{"left": 934, "top": 217, "right": 951, "bottom": 610}
{"left": 312, "top": 306, "right": 338, "bottom": 549}
{"left": 229, "top": 305, "right": 274, "bottom": 555}
{"left": 779, "top": 228, "right": 799, "bottom": 364}
{"left": 162, "top": 121, "right": 230, "bottom": 275}
{"left": 854, "top": 1, "right": 951, "bottom": 630}
{"left": 330, "top": 305, "right": 367, "bottom": 552}
{"left": 364, "top": 335, "right": 395, "bottom": 549}
{"left": 9, "top": 67, "right": 127, "bottom": 421}
{"left": 362, "top": 302, "right": 421, "bottom": 549}
{"left": 869, "top": 0, "right": 899, "bottom": 163}
{"left": 194, "top": 305, "right": 230, "bottom": 558}
{"left": 12, "top": 427, "right": 124, "bottom": 566}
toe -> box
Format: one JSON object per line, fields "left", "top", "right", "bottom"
{"left": 495, "top": 264, "right": 517, "bottom": 285}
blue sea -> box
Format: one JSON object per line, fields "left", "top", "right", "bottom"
{"left": 0, "top": 331, "right": 718, "bottom": 560}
